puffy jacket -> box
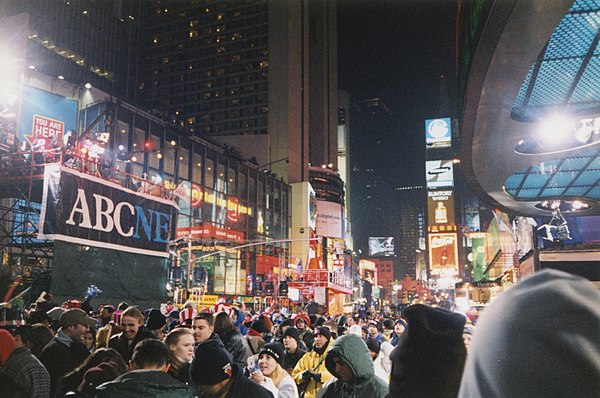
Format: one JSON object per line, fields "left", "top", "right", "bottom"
{"left": 292, "top": 338, "right": 333, "bottom": 398}
{"left": 321, "top": 334, "right": 388, "bottom": 398}
{"left": 108, "top": 326, "right": 156, "bottom": 362}
{"left": 95, "top": 369, "right": 194, "bottom": 398}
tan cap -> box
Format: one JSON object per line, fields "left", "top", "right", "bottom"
{"left": 59, "top": 308, "right": 96, "bottom": 328}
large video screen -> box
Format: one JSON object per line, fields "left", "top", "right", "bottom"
{"left": 425, "top": 117, "right": 452, "bottom": 148}
{"left": 426, "top": 160, "right": 454, "bottom": 188}
{"left": 368, "top": 237, "right": 394, "bottom": 256}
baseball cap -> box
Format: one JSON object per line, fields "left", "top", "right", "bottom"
{"left": 60, "top": 308, "right": 97, "bottom": 328}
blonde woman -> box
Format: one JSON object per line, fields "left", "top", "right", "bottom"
{"left": 164, "top": 327, "right": 195, "bottom": 385}
{"left": 250, "top": 342, "right": 299, "bottom": 398}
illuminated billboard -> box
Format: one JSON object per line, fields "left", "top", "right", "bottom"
{"left": 428, "top": 232, "right": 459, "bottom": 275}
{"left": 316, "top": 200, "right": 344, "bottom": 238}
{"left": 425, "top": 117, "right": 452, "bottom": 148}
{"left": 427, "top": 189, "right": 456, "bottom": 230}
{"left": 368, "top": 237, "right": 394, "bottom": 256}
{"left": 426, "top": 160, "right": 454, "bottom": 188}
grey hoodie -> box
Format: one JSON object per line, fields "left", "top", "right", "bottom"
{"left": 459, "top": 269, "right": 600, "bottom": 398}
{"left": 321, "top": 334, "right": 388, "bottom": 398}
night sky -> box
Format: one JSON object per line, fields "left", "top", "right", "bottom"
{"left": 337, "top": 0, "right": 457, "bottom": 187}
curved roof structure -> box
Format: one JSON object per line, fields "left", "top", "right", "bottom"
{"left": 461, "top": 0, "right": 600, "bottom": 216}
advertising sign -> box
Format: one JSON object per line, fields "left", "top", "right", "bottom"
{"left": 425, "top": 117, "right": 452, "bottom": 148}
{"left": 427, "top": 189, "right": 456, "bottom": 228}
{"left": 175, "top": 223, "right": 244, "bottom": 242}
{"left": 427, "top": 232, "right": 459, "bottom": 274}
{"left": 471, "top": 234, "right": 487, "bottom": 281}
{"left": 39, "top": 165, "right": 179, "bottom": 257}
{"left": 368, "top": 237, "right": 394, "bottom": 256}
{"left": 316, "top": 200, "right": 344, "bottom": 238}
{"left": 19, "top": 86, "right": 78, "bottom": 150}
{"left": 426, "top": 160, "right": 454, "bottom": 188}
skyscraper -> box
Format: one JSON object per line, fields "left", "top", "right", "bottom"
{"left": 136, "top": 0, "right": 337, "bottom": 184}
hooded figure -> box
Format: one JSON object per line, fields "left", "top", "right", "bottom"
{"left": 459, "top": 269, "right": 600, "bottom": 398}
{"left": 388, "top": 304, "right": 466, "bottom": 398}
{"left": 320, "top": 334, "right": 388, "bottom": 398}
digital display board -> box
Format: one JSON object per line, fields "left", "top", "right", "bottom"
{"left": 368, "top": 237, "right": 394, "bottom": 256}
{"left": 426, "top": 160, "right": 454, "bottom": 188}
{"left": 427, "top": 189, "right": 456, "bottom": 229}
{"left": 427, "top": 232, "right": 459, "bottom": 275}
{"left": 425, "top": 118, "right": 452, "bottom": 148}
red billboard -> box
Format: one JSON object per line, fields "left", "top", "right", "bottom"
{"left": 428, "top": 232, "right": 459, "bottom": 276}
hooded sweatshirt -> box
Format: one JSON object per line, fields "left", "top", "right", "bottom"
{"left": 459, "top": 269, "right": 600, "bottom": 398}
{"left": 321, "top": 334, "right": 388, "bottom": 398}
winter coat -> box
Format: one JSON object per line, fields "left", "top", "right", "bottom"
{"left": 221, "top": 328, "right": 253, "bottom": 367}
{"left": 198, "top": 363, "right": 274, "bottom": 398}
{"left": 321, "top": 334, "right": 388, "bottom": 398}
{"left": 459, "top": 270, "right": 600, "bottom": 398}
{"left": 291, "top": 338, "right": 333, "bottom": 398}
{"left": 108, "top": 326, "right": 156, "bottom": 362}
{"left": 95, "top": 369, "right": 194, "bottom": 398}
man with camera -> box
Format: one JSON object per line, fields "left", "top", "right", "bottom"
{"left": 292, "top": 326, "right": 333, "bottom": 398}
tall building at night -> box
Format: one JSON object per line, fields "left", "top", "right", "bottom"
{"left": 136, "top": 1, "right": 338, "bottom": 184}
{"left": 0, "top": 0, "right": 142, "bottom": 100}
{"left": 394, "top": 185, "right": 426, "bottom": 279}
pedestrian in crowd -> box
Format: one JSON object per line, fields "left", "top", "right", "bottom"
{"left": 388, "top": 319, "right": 406, "bottom": 347}
{"left": 29, "top": 324, "right": 54, "bottom": 359}
{"left": 366, "top": 338, "right": 388, "bottom": 383}
{"left": 462, "top": 324, "right": 474, "bottom": 354}
{"left": 294, "top": 313, "right": 314, "bottom": 351}
{"left": 95, "top": 310, "right": 122, "bottom": 350}
{"left": 322, "top": 320, "right": 339, "bottom": 340}
{"left": 319, "top": 334, "right": 388, "bottom": 398}
{"left": 458, "top": 269, "right": 600, "bottom": 398}
{"left": 96, "top": 339, "right": 194, "bottom": 397}
{"left": 75, "top": 362, "right": 120, "bottom": 398}
{"left": 214, "top": 311, "right": 252, "bottom": 367}
{"left": 274, "top": 318, "right": 295, "bottom": 344}
{"left": 249, "top": 314, "right": 274, "bottom": 344}
{"left": 292, "top": 326, "right": 333, "bottom": 398}
{"left": 250, "top": 342, "right": 299, "bottom": 398}
{"left": 97, "top": 305, "right": 115, "bottom": 328}
{"left": 164, "top": 327, "right": 195, "bottom": 385}
{"left": 191, "top": 312, "right": 217, "bottom": 345}
{"left": 381, "top": 319, "right": 394, "bottom": 341}
{"left": 40, "top": 308, "right": 95, "bottom": 396}
{"left": 367, "top": 320, "right": 386, "bottom": 343}
{"left": 190, "top": 338, "right": 273, "bottom": 398}
{"left": 145, "top": 308, "right": 168, "bottom": 340}
{"left": 388, "top": 304, "right": 466, "bottom": 398}
{"left": 108, "top": 306, "right": 156, "bottom": 362}
{"left": 282, "top": 327, "right": 307, "bottom": 374}
{"left": 0, "top": 325, "right": 50, "bottom": 398}
{"left": 55, "top": 347, "right": 127, "bottom": 397}
{"left": 81, "top": 328, "right": 96, "bottom": 353}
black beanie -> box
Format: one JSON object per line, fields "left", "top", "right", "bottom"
{"left": 280, "top": 318, "right": 294, "bottom": 329}
{"left": 314, "top": 326, "right": 331, "bottom": 341}
{"left": 190, "top": 340, "right": 233, "bottom": 386}
{"left": 250, "top": 318, "right": 267, "bottom": 333}
{"left": 259, "top": 342, "right": 286, "bottom": 366}
{"left": 282, "top": 326, "right": 301, "bottom": 343}
{"left": 145, "top": 309, "right": 166, "bottom": 331}
{"left": 389, "top": 304, "right": 466, "bottom": 398}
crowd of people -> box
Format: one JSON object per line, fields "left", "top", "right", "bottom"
{"left": 0, "top": 269, "right": 599, "bottom": 397}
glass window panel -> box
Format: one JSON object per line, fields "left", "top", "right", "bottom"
{"left": 149, "top": 134, "right": 161, "bottom": 169}
{"left": 205, "top": 152, "right": 215, "bottom": 189}
{"left": 192, "top": 152, "right": 202, "bottom": 184}
{"left": 178, "top": 148, "right": 189, "bottom": 180}
{"left": 228, "top": 165, "right": 237, "bottom": 196}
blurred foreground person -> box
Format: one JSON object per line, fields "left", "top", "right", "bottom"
{"left": 0, "top": 325, "right": 50, "bottom": 398}
{"left": 388, "top": 304, "right": 466, "bottom": 398}
{"left": 459, "top": 269, "right": 600, "bottom": 398}
{"left": 320, "top": 334, "right": 388, "bottom": 398}
{"left": 190, "top": 339, "right": 273, "bottom": 398}
{"left": 96, "top": 339, "right": 194, "bottom": 397}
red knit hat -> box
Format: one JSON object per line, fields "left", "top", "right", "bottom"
{"left": 0, "top": 329, "right": 15, "bottom": 365}
{"left": 294, "top": 313, "right": 311, "bottom": 328}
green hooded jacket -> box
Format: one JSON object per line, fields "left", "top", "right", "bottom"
{"left": 321, "top": 334, "right": 389, "bottom": 398}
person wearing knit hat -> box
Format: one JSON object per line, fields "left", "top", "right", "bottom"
{"left": 294, "top": 313, "right": 314, "bottom": 351}
{"left": 365, "top": 338, "right": 388, "bottom": 383}
{"left": 191, "top": 339, "right": 272, "bottom": 397}
{"left": 388, "top": 304, "right": 466, "bottom": 398}
{"left": 145, "top": 308, "right": 167, "bottom": 340}
{"left": 282, "top": 327, "right": 307, "bottom": 373}
{"left": 459, "top": 269, "right": 600, "bottom": 398}
{"left": 291, "top": 326, "right": 333, "bottom": 398}
{"left": 320, "top": 334, "right": 388, "bottom": 398}
{"left": 0, "top": 328, "right": 15, "bottom": 365}
{"left": 462, "top": 323, "right": 475, "bottom": 354}
{"left": 250, "top": 341, "right": 299, "bottom": 397}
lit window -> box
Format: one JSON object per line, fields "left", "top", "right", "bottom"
{"left": 153, "top": 37, "right": 158, "bottom": 44}
{"left": 163, "top": 56, "right": 169, "bottom": 63}
{"left": 189, "top": 30, "right": 198, "bottom": 38}
{"left": 259, "top": 61, "right": 268, "bottom": 68}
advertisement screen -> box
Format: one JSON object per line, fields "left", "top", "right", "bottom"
{"left": 368, "top": 237, "right": 394, "bottom": 256}
{"left": 425, "top": 117, "right": 452, "bottom": 148}
{"left": 428, "top": 232, "right": 459, "bottom": 275}
{"left": 316, "top": 200, "right": 344, "bottom": 238}
{"left": 426, "top": 160, "right": 454, "bottom": 188}
{"left": 427, "top": 189, "right": 456, "bottom": 228}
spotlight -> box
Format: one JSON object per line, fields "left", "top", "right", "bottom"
{"left": 118, "top": 144, "right": 125, "bottom": 151}
{"left": 58, "top": 75, "right": 64, "bottom": 80}
{"left": 170, "top": 140, "right": 177, "bottom": 146}
{"left": 84, "top": 82, "right": 92, "bottom": 89}
{"left": 28, "top": 65, "right": 36, "bottom": 70}
{"left": 157, "top": 152, "right": 163, "bottom": 159}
